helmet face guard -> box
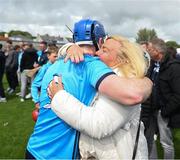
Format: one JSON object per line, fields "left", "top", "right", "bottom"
{"left": 73, "top": 19, "right": 106, "bottom": 51}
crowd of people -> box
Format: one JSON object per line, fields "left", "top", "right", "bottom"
{"left": 0, "top": 40, "right": 58, "bottom": 103}
{"left": 0, "top": 18, "right": 180, "bottom": 159}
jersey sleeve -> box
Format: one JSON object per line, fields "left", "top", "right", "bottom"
{"left": 86, "top": 58, "right": 115, "bottom": 90}
{"left": 31, "top": 66, "right": 47, "bottom": 103}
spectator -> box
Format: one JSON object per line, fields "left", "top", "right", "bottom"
{"left": 5, "top": 45, "right": 20, "bottom": 94}
{"left": 31, "top": 46, "right": 58, "bottom": 109}
{"left": 4, "top": 40, "right": 13, "bottom": 56}
{"left": 36, "top": 41, "right": 48, "bottom": 66}
{"left": 142, "top": 38, "right": 180, "bottom": 159}
{"left": 157, "top": 40, "right": 180, "bottom": 159}
{"left": 17, "top": 42, "right": 25, "bottom": 83}
{"left": 20, "top": 43, "right": 38, "bottom": 102}
{"left": 167, "top": 46, "right": 177, "bottom": 59}
{"left": 0, "top": 43, "right": 7, "bottom": 102}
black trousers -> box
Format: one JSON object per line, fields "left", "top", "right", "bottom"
{"left": 142, "top": 108, "right": 158, "bottom": 156}
{"left": 6, "top": 70, "right": 18, "bottom": 90}
{"left": 0, "top": 71, "right": 5, "bottom": 98}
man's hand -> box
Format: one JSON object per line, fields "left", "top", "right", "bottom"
{"left": 35, "top": 103, "right": 40, "bottom": 109}
{"left": 33, "top": 62, "right": 39, "bottom": 68}
{"left": 64, "top": 44, "right": 84, "bottom": 63}
{"left": 48, "top": 77, "right": 64, "bottom": 99}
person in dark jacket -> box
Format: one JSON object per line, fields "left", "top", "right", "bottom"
{"left": 20, "top": 44, "right": 38, "bottom": 72}
{"left": 0, "top": 44, "right": 7, "bottom": 102}
{"left": 158, "top": 52, "right": 180, "bottom": 159}
{"left": 167, "top": 46, "right": 177, "bottom": 59}
{"left": 142, "top": 38, "right": 180, "bottom": 159}
{"left": 5, "top": 45, "right": 20, "bottom": 94}
{"left": 20, "top": 43, "right": 38, "bottom": 102}
{"left": 37, "top": 41, "right": 48, "bottom": 66}
{"left": 159, "top": 53, "right": 180, "bottom": 129}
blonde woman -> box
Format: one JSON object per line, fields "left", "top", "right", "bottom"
{"left": 49, "top": 36, "right": 149, "bottom": 159}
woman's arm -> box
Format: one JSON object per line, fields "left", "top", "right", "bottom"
{"left": 58, "top": 43, "right": 84, "bottom": 63}
{"left": 51, "top": 89, "right": 134, "bottom": 139}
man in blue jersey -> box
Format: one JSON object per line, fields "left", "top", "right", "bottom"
{"left": 31, "top": 46, "right": 58, "bottom": 109}
{"left": 26, "top": 19, "right": 152, "bottom": 159}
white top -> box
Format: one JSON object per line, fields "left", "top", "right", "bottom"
{"left": 51, "top": 69, "right": 148, "bottom": 159}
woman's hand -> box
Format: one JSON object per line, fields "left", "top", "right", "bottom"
{"left": 48, "top": 76, "right": 64, "bottom": 99}
{"left": 64, "top": 44, "right": 84, "bottom": 63}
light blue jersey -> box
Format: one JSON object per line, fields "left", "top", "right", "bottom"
{"left": 31, "top": 61, "right": 52, "bottom": 104}
{"left": 18, "top": 51, "right": 23, "bottom": 69}
{"left": 27, "top": 55, "right": 114, "bottom": 159}
{"left": 37, "top": 50, "right": 42, "bottom": 57}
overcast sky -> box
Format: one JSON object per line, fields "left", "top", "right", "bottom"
{"left": 0, "top": 0, "right": 180, "bottom": 42}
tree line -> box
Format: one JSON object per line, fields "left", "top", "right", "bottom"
{"left": 0, "top": 30, "right": 34, "bottom": 39}
{"left": 0, "top": 28, "right": 180, "bottom": 48}
{"left": 136, "top": 28, "right": 180, "bottom": 48}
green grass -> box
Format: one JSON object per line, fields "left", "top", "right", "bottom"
{"left": 0, "top": 77, "right": 180, "bottom": 159}
{"left": 0, "top": 78, "right": 35, "bottom": 159}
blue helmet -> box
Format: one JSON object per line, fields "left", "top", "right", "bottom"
{"left": 73, "top": 19, "right": 106, "bottom": 50}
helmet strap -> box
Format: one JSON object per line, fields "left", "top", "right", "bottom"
{"left": 91, "top": 23, "right": 99, "bottom": 51}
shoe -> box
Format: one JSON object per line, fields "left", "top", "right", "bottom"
{"left": 20, "top": 98, "right": 25, "bottom": 102}
{"left": 8, "top": 89, "right": 15, "bottom": 94}
{"left": 16, "top": 92, "right": 21, "bottom": 96}
{"left": 25, "top": 93, "right": 32, "bottom": 99}
{"left": 0, "top": 98, "right": 7, "bottom": 103}
{"left": 6, "top": 87, "right": 11, "bottom": 92}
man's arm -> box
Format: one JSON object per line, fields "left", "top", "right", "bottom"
{"left": 98, "top": 74, "right": 152, "bottom": 105}
{"left": 31, "top": 67, "right": 44, "bottom": 104}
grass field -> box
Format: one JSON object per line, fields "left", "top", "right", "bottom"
{"left": 0, "top": 78, "right": 180, "bottom": 159}
{"left": 0, "top": 79, "right": 35, "bottom": 159}
{"left": 0, "top": 97, "right": 34, "bottom": 158}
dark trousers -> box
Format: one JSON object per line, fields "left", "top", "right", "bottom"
{"left": 0, "top": 71, "right": 5, "bottom": 98}
{"left": 6, "top": 70, "right": 18, "bottom": 90}
{"left": 25, "top": 149, "right": 35, "bottom": 159}
{"left": 143, "top": 110, "right": 158, "bottom": 157}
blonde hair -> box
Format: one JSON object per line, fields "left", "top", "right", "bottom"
{"left": 107, "top": 35, "right": 148, "bottom": 78}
